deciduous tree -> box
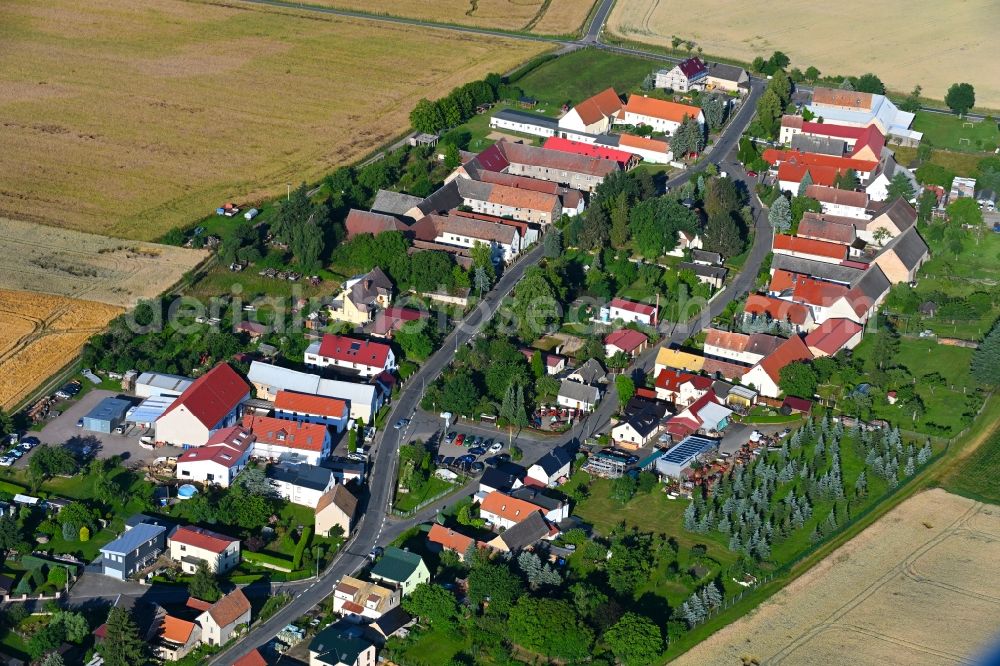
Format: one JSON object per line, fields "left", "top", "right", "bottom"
{"left": 945, "top": 82, "right": 976, "bottom": 115}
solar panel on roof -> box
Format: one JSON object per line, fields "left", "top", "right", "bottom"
{"left": 662, "top": 435, "right": 717, "bottom": 462}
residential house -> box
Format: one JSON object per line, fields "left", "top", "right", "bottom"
{"left": 450, "top": 178, "right": 562, "bottom": 226}
{"left": 305, "top": 335, "right": 396, "bottom": 379}
{"left": 168, "top": 526, "right": 240, "bottom": 574}
{"left": 274, "top": 391, "right": 350, "bottom": 432}
{"left": 99, "top": 522, "right": 167, "bottom": 580}
{"left": 321, "top": 456, "right": 367, "bottom": 485}
{"left": 871, "top": 226, "right": 930, "bottom": 283}
{"left": 557, "top": 379, "right": 601, "bottom": 412}
{"left": 763, "top": 149, "right": 878, "bottom": 192}
{"left": 369, "top": 548, "right": 430, "bottom": 596}
{"left": 654, "top": 347, "right": 705, "bottom": 375}
{"left": 701, "top": 357, "right": 750, "bottom": 382}
{"left": 456, "top": 140, "right": 619, "bottom": 193}
{"left": 197, "top": 588, "right": 251, "bottom": 647}
{"left": 950, "top": 176, "right": 977, "bottom": 201}
{"left": 526, "top": 445, "right": 574, "bottom": 486}
{"left": 175, "top": 425, "right": 254, "bottom": 488}
{"left": 466, "top": 171, "right": 584, "bottom": 218}
{"left": 233, "top": 649, "right": 268, "bottom": 666}
{"left": 604, "top": 329, "right": 648, "bottom": 358}
{"left": 372, "top": 307, "right": 426, "bottom": 339}
{"left": 742, "top": 334, "right": 814, "bottom": 398}
{"left": 428, "top": 524, "right": 488, "bottom": 561}
{"left": 655, "top": 57, "right": 709, "bottom": 92}
{"left": 866, "top": 155, "right": 919, "bottom": 202}
{"left": 705, "top": 62, "right": 749, "bottom": 92}
{"left": 520, "top": 349, "right": 566, "bottom": 376}
{"left": 315, "top": 484, "right": 358, "bottom": 538}
{"left": 742, "top": 294, "right": 815, "bottom": 333}
{"left": 666, "top": 229, "right": 704, "bottom": 257}
{"left": 797, "top": 212, "right": 857, "bottom": 245}
{"left": 479, "top": 463, "right": 526, "bottom": 495}
{"left": 267, "top": 461, "right": 336, "bottom": 508}
{"left": 543, "top": 137, "right": 640, "bottom": 170}
{"left": 244, "top": 415, "right": 331, "bottom": 465}
{"left": 612, "top": 401, "right": 667, "bottom": 449}
{"left": 862, "top": 197, "right": 917, "bottom": 243}
{"left": 344, "top": 210, "right": 409, "bottom": 239}
{"left": 247, "top": 362, "right": 384, "bottom": 423}
{"left": 615, "top": 133, "right": 673, "bottom": 164}
{"left": 617, "top": 95, "right": 705, "bottom": 135}
{"left": 805, "top": 318, "right": 864, "bottom": 357}
{"left": 154, "top": 363, "right": 250, "bottom": 448}
{"left": 601, "top": 297, "right": 658, "bottom": 326}
{"left": 703, "top": 329, "right": 785, "bottom": 367}
{"left": 333, "top": 576, "right": 400, "bottom": 622}
{"left": 772, "top": 234, "right": 849, "bottom": 264}
{"left": 805, "top": 185, "right": 871, "bottom": 219}
{"left": 654, "top": 369, "right": 709, "bottom": 405}
{"left": 692, "top": 249, "right": 723, "bottom": 265}
{"left": 567, "top": 358, "right": 606, "bottom": 385}
{"left": 309, "top": 623, "right": 378, "bottom": 666}
{"left": 779, "top": 116, "right": 885, "bottom": 160}
{"left": 806, "top": 87, "right": 921, "bottom": 144}
{"left": 486, "top": 510, "right": 554, "bottom": 553}
{"left": 557, "top": 87, "right": 624, "bottom": 134}
{"left": 511, "top": 486, "right": 571, "bottom": 523}
{"left": 370, "top": 189, "right": 424, "bottom": 218}
{"left": 409, "top": 212, "right": 522, "bottom": 264}
{"left": 673, "top": 390, "right": 733, "bottom": 434}
{"left": 329, "top": 268, "right": 393, "bottom": 325}
{"left": 678, "top": 262, "right": 728, "bottom": 288}
{"left": 156, "top": 615, "right": 200, "bottom": 661}
{"left": 479, "top": 491, "right": 546, "bottom": 530}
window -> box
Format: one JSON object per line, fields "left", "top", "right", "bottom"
{"left": 180, "top": 545, "right": 186, "bottom": 551}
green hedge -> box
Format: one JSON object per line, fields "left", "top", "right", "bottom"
{"left": 242, "top": 551, "right": 293, "bottom": 572}
{"left": 228, "top": 574, "right": 266, "bottom": 585}
{"left": 0, "top": 479, "right": 27, "bottom": 495}
{"left": 292, "top": 527, "right": 313, "bottom": 570}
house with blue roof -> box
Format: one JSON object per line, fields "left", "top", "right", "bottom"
{"left": 99, "top": 520, "right": 168, "bottom": 580}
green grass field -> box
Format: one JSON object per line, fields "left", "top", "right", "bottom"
{"left": 913, "top": 111, "right": 1000, "bottom": 153}
{"left": 393, "top": 475, "right": 457, "bottom": 513}
{"left": 516, "top": 48, "right": 660, "bottom": 105}
{"left": 894, "top": 145, "right": 984, "bottom": 177}
{"left": 941, "top": 431, "right": 1000, "bottom": 503}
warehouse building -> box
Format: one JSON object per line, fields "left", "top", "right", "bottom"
{"left": 655, "top": 435, "right": 718, "bottom": 479}
{"left": 83, "top": 397, "right": 132, "bottom": 434}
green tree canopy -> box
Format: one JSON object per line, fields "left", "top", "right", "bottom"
{"left": 886, "top": 172, "right": 916, "bottom": 201}
{"left": 615, "top": 375, "right": 635, "bottom": 410}
{"left": 778, "top": 361, "right": 819, "bottom": 398}
{"left": 507, "top": 597, "right": 594, "bottom": 662}
{"left": 512, "top": 266, "right": 560, "bottom": 340}
{"left": 102, "top": 607, "right": 151, "bottom": 666}
{"left": 972, "top": 322, "right": 1000, "bottom": 385}
{"left": 853, "top": 73, "right": 886, "bottom": 94}
{"left": 440, "top": 373, "right": 481, "bottom": 416}
{"left": 945, "top": 82, "right": 976, "bottom": 115}
{"left": 628, "top": 197, "right": 698, "bottom": 258}
{"left": 402, "top": 582, "right": 459, "bottom": 626}
{"left": 467, "top": 560, "right": 523, "bottom": 616}
{"left": 603, "top": 612, "right": 664, "bottom": 665}
{"left": 189, "top": 561, "right": 222, "bottom": 603}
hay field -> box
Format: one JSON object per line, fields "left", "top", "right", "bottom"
{"left": 0, "top": 0, "right": 550, "bottom": 241}
{"left": 607, "top": 0, "right": 1000, "bottom": 109}
{"left": 0, "top": 218, "right": 207, "bottom": 308}
{"left": 674, "top": 489, "right": 1000, "bottom": 666}
{"left": 303, "top": 0, "right": 596, "bottom": 34}
{"left": 0, "top": 290, "right": 123, "bottom": 410}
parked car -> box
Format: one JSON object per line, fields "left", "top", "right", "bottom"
{"left": 8, "top": 450, "right": 22, "bottom": 459}
{"left": 76, "top": 418, "right": 84, "bottom": 428}
{"left": 446, "top": 432, "right": 458, "bottom": 444}
{"left": 456, "top": 454, "right": 475, "bottom": 465}
{"left": 455, "top": 434, "right": 465, "bottom": 447}
{"left": 368, "top": 546, "right": 384, "bottom": 561}
{"left": 747, "top": 170, "right": 758, "bottom": 177}
{"left": 489, "top": 442, "right": 503, "bottom": 453}
{"left": 0, "top": 458, "right": 12, "bottom": 467}
{"left": 470, "top": 462, "right": 485, "bottom": 473}
{"left": 21, "top": 437, "right": 38, "bottom": 446}
{"left": 468, "top": 447, "right": 486, "bottom": 456}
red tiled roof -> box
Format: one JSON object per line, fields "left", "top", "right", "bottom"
{"left": 762, "top": 149, "right": 877, "bottom": 174}
{"left": 170, "top": 526, "right": 238, "bottom": 554}
{"left": 158, "top": 363, "right": 249, "bottom": 429}
{"left": 677, "top": 56, "right": 708, "bottom": 79}
{"left": 849, "top": 124, "right": 885, "bottom": 159}
{"left": 702, "top": 357, "right": 749, "bottom": 379}
{"left": 495, "top": 140, "right": 619, "bottom": 178}
{"left": 207, "top": 588, "right": 251, "bottom": 628}
{"left": 161, "top": 615, "right": 196, "bottom": 644}
{"left": 609, "top": 297, "right": 657, "bottom": 317}
{"left": 274, "top": 390, "right": 348, "bottom": 419}
{"left": 798, "top": 213, "right": 856, "bottom": 244}
{"left": 792, "top": 276, "right": 849, "bottom": 307}
{"left": 782, "top": 396, "right": 814, "bottom": 413}
{"left": 233, "top": 649, "right": 268, "bottom": 666}
{"left": 799, "top": 119, "right": 867, "bottom": 140}
{"left": 773, "top": 234, "right": 848, "bottom": 261}
{"left": 623, "top": 96, "right": 703, "bottom": 124}
{"left": 743, "top": 294, "right": 811, "bottom": 326}
{"left": 317, "top": 334, "right": 391, "bottom": 369}
{"left": 618, "top": 133, "right": 670, "bottom": 153}
{"left": 372, "top": 307, "right": 426, "bottom": 337}
{"left": 345, "top": 209, "right": 409, "bottom": 238}
{"left": 186, "top": 597, "right": 213, "bottom": 612}
{"left": 176, "top": 427, "right": 252, "bottom": 468}
{"left": 805, "top": 185, "right": 870, "bottom": 209}
{"left": 768, "top": 269, "right": 797, "bottom": 293}
{"left": 781, "top": 115, "right": 804, "bottom": 130}
{"left": 605, "top": 329, "right": 648, "bottom": 353}
{"left": 805, "top": 318, "right": 863, "bottom": 355}
{"left": 571, "top": 87, "right": 624, "bottom": 125}
{"left": 243, "top": 414, "right": 328, "bottom": 452}
{"left": 486, "top": 181, "right": 561, "bottom": 211}
{"left": 428, "top": 523, "right": 480, "bottom": 554}
{"left": 474, "top": 169, "right": 561, "bottom": 194}
{"left": 480, "top": 491, "right": 544, "bottom": 525}
{"left": 543, "top": 137, "right": 636, "bottom": 167}
{"left": 777, "top": 162, "right": 841, "bottom": 187}
{"left": 758, "top": 335, "right": 813, "bottom": 382}
{"left": 811, "top": 87, "right": 874, "bottom": 110}
{"left": 655, "top": 368, "right": 698, "bottom": 392}
{"left": 704, "top": 329, "right": 750, "bottom": 353}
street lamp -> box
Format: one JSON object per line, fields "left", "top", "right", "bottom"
{"left": 286, "top": 183, "right": 291, "bottom": 201}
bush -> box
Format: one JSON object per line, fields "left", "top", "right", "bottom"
{"left": 79, "top": 526, "right": 90, "bottom": 542}
{"left": 242, "top": 551, "right": 294, "bottom": 572}
{"left": 46, "top": 567, "right": 68, "bottom": 590}
{"left": 292, "top": 527, "right": 313, "bottom": 570}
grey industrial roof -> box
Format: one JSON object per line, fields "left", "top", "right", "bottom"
{"left": 101, "top": 522, "right": 166, "bottom": 556}
{"left": 850, "top": 264, "right": 891, "bottom": 301}
{"left": 267, "top": 462, "right": 333, "bottom": 492}
{"left": 791, "top": 134, "right": 847, "bottom": 156}
{"left": 492, "top": 108, "right": 559, "bottom": 130}
{"left": 85, "top": 397, "right": 132, "bottom": 422}
{"left": 771, "top": 254, "right": 863, "bottom": 285}
{"left": 136, "top": 372, "right": 193, "bottom": 394}
{"left": 662, "top": 435, "right": 718, "bottom": 464}
{"left": 371, "top": 189, "right": 424, "bottom": 217}
{"left": 247, "top": 362, "right": 378, "bottom": 406}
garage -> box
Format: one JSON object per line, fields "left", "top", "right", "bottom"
{"left": 82, "top": 396, "right": 131, "bottom": 434}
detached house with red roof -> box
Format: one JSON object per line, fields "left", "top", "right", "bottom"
{"left": 742, "top": 335, "right": 814, "bottom": 398}
{"left": 244, "top": 414, "right": 332, "bottom": 465}
{"left": 604, "top": 329, "right": 648, "bottom": 358}
{"left": 617, "top": 95, "right": 705, "bottom": 135}
{"left": 168, "top": 526, "right": 241, "bottom": 574}
{"left": 558, "top": 87, "right": 624, "bottom": 135}
{"left": 805, "top": 318, "right": 864, "bottom": 357}
{"left": 602, "top": 297, "right": 657, "bottom": 326}
{"left": 772, "top": 234, "right": 849, "bottom": 264}
{"left": 805, "top": 185, "right": 871, "bottom": 219}
{"left": 305, "top": 334, "right": 396, "bottom": 379}
{"left": 274, "top": 390, "right": 349, "bottom": 432}
{"left": 154, "top": 363, "right": 251, "bottom": 448}
{"left": 175, "top": 425, "right": 254, "bottom": 488}
{"left": 655, "top": 57, "right": 709, "bottom": 92}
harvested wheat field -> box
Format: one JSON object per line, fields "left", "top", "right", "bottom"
{"left": 0, "top": 0, "right": 550, "bottom": 241}
{"left": 674, "top": 489, "right": 1000, "bottom": 666}
{"left": 608, "top": 0, "right": 1000, "bottom": 109}
{"left": 0, "top": 290, "right": 123, "bottom": 409}
{"left": 0, "top": 219, "right": 207, "bottom": 308}
{"left": 306, "top": 0, "right": 596, "bottom": 34}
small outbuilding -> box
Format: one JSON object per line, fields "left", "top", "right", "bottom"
{"left": 83, "top": 397, "right": 132, "bottom": 434}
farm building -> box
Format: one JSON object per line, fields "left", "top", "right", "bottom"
{"left": 154, "top": 363, "right": 250, "bottom": 448}
{"left": 655, "top": 435, "right": 719, "bottom": 479}
{"left": 135, "top": 372, "right": 193, "bottom": 398}
{"left": 83, "top": 397, "right": 132, "bottom": 434}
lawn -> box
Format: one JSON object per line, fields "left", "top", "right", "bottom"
{"left": 0, "top": 0, "right": 550, "bottom": 241}
{"left": 894, "top": 145, "right": 984, "bottom": 177}
{"left": 913, "top": 111, "right": 1000, "bottom": 153}
{"left": 394, "top": 475, "right": 457, "bottom": 513}
{"left": 392, "top": 624, "right": 471, "bottom": 666}
{"left": 515, "top": 48, "right": 661, "bottom": 106}
{"left": 941, "top": 430, "right": 1000, "bottom": 504}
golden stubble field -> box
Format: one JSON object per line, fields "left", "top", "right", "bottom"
{"left": 0, "top": 0, "right": 551, "bottom": 241}
{"left": 674, "top": 488, "right": 1000, "bottom": 666}
{"left": 305, "top": 0, "right": 595, "bottom": 34}
{"left": 607, "top": 0, "right": 1000, "bottom": 109}
{"left": 0, "top": 290, "right": 124, "bottom": 410}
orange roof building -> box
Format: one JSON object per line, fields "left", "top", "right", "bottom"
{"left": 743, "top": 294, "right": 814, "bottom": 329}
{"left": 479, "top": 491, "right": 545, "bottom": 529}
{"left": 620, "top": 96, "right": 705, "bottom": 134}
{"left": 773, "top": 234, "right": 849, "bottom": 263}
{"left": 274, "top": 390, "right": 349, "bottom": 426}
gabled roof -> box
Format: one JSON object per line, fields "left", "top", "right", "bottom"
{"left": 798, "top": 213, "right": 856, "bottom": 244}
{"left": 877, "top": 226, "right": 928, "bottom": 270}
{"left": 495, "top": 510, "right": 551, "bottom": 551}
{"left": 618, "top": 133, "right": 670, "bottom": 153}
{"left": 177, "top": 426, "right": 254, "bottom": 468}
{"left": 158, "top": 363, "right": 249, "bottom": 429}
{"left": 206, "top": 588, "right": 251, "bottom": 628}
{"left": 169, "top": 526, "right": 238, "bottom": 554}
{"left": 707, "top": 62, "right": 746, "bottom": 82}
{"left": 844, "top": 265, "right": 891, "bottom": 315}
{"left": 655, "top": 348, "right": 705, "bottom": 372}
{"left": 317, "top": 334, "right": 392, "bottom": 369}
{"left": 161, "top": 615, "right": 196, "bottom": 645}
{"left": 274, "top": 391, "right": 348, "bottom": 419}
{"left": 310, "top": 623, "right": 374, "bottom": 666}
{"left": 484, "top": 180, "right": 561, "bottom": 212}
{"left": 792, "top": 275, "right": 850, "bottom": 307}
{"left": 428, "top": 523, "right": 480, "bottom": 555}
{"left": 773, "top": 234, "right": 849, "bottom": 261}
{"left": 532, "top": 445, "right": 574, "bottom": 476}
{"left": 371, "top": 547, "right": 425, "bottom": 583}
{"left": 372, "top": 306, "right": 426, "bottom": 337}
{"left": 757, "top": 335, "right": 813, "bottom": 383}
{"left": 805, "top": 185, "right": 870, "bottom": 208}
{"left": 609, "top": 297, "right": 657, "bottom": 317}
{"left": 811, "top": 87, "right": 874, "bottom": 110}
{"left": 770, "top": 254, "right": 864, "bottom": 285}
{"left": 543, "top": 137, "right": 635, "bottom": 167}
{"left": 494, "top": 140, "right": 619, "bottom": 178}
{"left": 101, "top": 522, "right": 166, "bottom": 556}
{"left": 747, "top": 333, "right": 787, "bottom": 357}
{"left": 704, "top": 328, "right": 750, "bottom": 353}
{"left": 480, "top": 491, "right": 544, "bottom": 524}
{"left": 777, "top": 162, "right": 841, "bottom": 187}
{"left": 763, "top": 149, "right": 878, "bottom": 174}
{"left": 371, "top": 189, "right": 424, "bottom": 217}
{"left": 558, "top": 379, "right": 600, "bottom": 403}
{"left": 850, "top": 124, "right": 885, "bottom": 159}
{"left": 473, "top": 168, "right": 561, "bottom": 194}
{"left": 655, "top": 368, "right": 699, "bottom": 393}
{"left": 571, "top": 87, "right": 624, "bottom": 125}
{"left": 345, "top": 209, "right": 409, "bottom": 238}
{"left": 805, "top": 318, "right": 863, "bottom": 355}
{"left": 232, "top": 649, "right": 267, "bottom": 666}
{"left": 411, "top": 212, "right": 517, "bottom": 246}
{"left": 480, "top": 465, "right": 524, "bottom": 493}
{"left": 315, "top": 484, "right": 357, "bottom": 518}
{"left": 791, "top": 134, "right": 847, "bottom": 157}
{"left": 244, "top": 415, "right": 328, "bottom": 452}
{"left": 702, "top": 357, "right": 749, "bottom": 380}
{"left": 870, "top": 197, "right": 917, "bottom": 232}
{"left": 605, "top": 329, "right": 648, "bottom": 353}
{"left": 676, "top": 57, "right": 708, "bottom": 79}
{"left": 569, "top": 358, "right": 606, "bottom": 384}
{"left": 743, "top": 294, "right": 811, "bottom": 326}
{"left": 623, "top": 95, "right": 703, "bottom": 124}
{"left": 266, "top": 460, "right": 333, "bottom": 489}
